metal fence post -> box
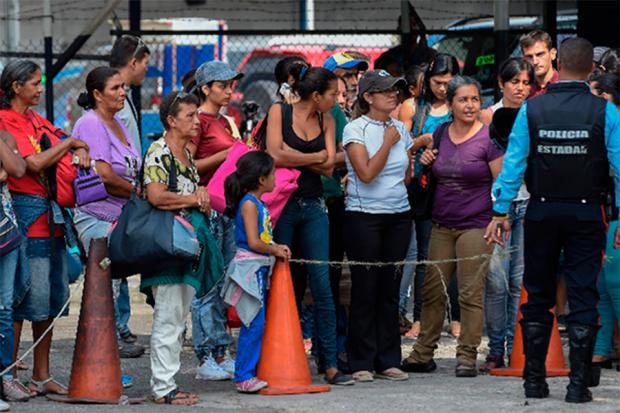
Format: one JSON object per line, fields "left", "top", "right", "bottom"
{"left": 494, "top": 0, "right": 509, "bottom": 101}
{"left": 44, "top": 0, "right": 54, "bottom": 122}
{"left": 129, "top": 0, "right": 142, "bottom": 137}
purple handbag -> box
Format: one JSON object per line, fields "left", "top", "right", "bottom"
{"left": 73, "top": 167, "right": 108, "bottom": 206}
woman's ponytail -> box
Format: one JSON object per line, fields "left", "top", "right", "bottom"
{"left": 224, "top": 171, "right": 243, "bottom": 218}
{"left": 77, "top": 91, "right": 95, "bottom": 110}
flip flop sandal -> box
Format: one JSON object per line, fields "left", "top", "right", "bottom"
{"left": 154, "top": 388, "right": 199, "bottom": 405}
{"left": 29, "top": 377, "right": 68, "bottom": 396}
{"left": 352, "top": 371, "right": 374, "bottom": 382}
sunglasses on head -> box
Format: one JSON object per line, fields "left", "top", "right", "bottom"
{"left": 170, "top": 91, "right": 190, "bottom": 107}
{"left": 122, "top": 35, "right": 147, "bottom": 59}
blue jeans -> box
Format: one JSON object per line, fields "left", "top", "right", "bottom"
{"left": 0, "top": 248, "right": 20, "bottom": 376}
{"left": 13, "top": 237, "right": 69, "bottom": 322}
{"left": 192, "top": 211, "right": 236, "bottom": 360}
{"left": 399, "top": 221, "right": 417, "bottom": 316}
{"left": 484, "top": 199, "right": 527, "bottom": 357}
{"left": 274, "top": 197, "right": 337, "bottom": 369}
{"left": 594, "top": 220, "right": 620, "bottom": 357}
{"left": 234, "top": 267, "right": 267, "bottom": 382}
{"left": 115, "top": 280, "right": 132, "bottom": 336}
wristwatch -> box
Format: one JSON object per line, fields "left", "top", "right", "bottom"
{"left": 72, "top": 155, "right": 80, "bottom": 165}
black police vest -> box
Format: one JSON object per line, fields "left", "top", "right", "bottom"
{"left": 525, "top": 82, "right": 608, "bottom": 202}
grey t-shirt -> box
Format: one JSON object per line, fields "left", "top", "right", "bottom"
{"left": 117, "top": 94, "right": 141, "bottom": 155}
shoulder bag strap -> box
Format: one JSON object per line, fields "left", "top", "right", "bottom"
{"left": 281, "top": 103, "right": 292, "bottom": 136}
{"left": 432, "top": 121, "right": 450, "bottom": 151}
{"left": 167, "top": 150, "right": 179, "bottom": 193}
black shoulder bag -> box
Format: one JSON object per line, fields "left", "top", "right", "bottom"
{"left": 108, "top": 149, "right": 200, "bottom": 278}
{"left": 408, "top": 122, "right": 450, "bottom": 220}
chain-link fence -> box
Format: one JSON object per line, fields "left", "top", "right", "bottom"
{"left": 0, "top": 24, "right": 576, "bottom": 150}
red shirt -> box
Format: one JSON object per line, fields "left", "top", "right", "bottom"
{"left": 0, "top": 108, "right": 73, "bottom": 237}
{"left": 191, "top": 111, "right": 237, "bottom": 185}
{"left": 529, "top": 70, "right": 560, "bottom": 98}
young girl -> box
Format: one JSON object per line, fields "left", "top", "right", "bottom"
{"left": 222, "top": 151, "right": 291, "bottom": 393}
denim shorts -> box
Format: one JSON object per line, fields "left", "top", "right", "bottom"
{"left": 13, "top": 237, "right": 69, "bottom": 322}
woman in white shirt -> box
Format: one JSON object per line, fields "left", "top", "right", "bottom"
{"left": 343, "top": 70, "right": 413, "bottom": 382}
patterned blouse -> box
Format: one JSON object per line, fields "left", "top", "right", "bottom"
{"left": 143, "top": 137, "right": 199, "bottom": 196}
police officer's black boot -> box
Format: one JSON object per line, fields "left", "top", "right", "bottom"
{"left": 521, "top": 321, "right": 551, "bottom": 398}
{"left": 565, "top": 323, "right": 598, "bottom": 403}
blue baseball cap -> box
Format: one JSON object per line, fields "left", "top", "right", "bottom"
{"left": 195, "top": 61, "right": 243, "bottom": 86}
{"left": 323, "top": 52, "right": 369, "bottom": 72}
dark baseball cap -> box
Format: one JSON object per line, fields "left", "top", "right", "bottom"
{"left": 358, "top": 70, "right": 406, "bottom": 96}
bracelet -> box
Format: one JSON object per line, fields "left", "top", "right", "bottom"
{"left": 492, "top": 214, "right": 509, "bottom": 221}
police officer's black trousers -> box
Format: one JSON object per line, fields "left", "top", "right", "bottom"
{"left": 521, "top": 215, "right": 606, "bottom": 327}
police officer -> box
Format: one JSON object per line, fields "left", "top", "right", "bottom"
{"left": 485, "top": 37, "right": 620, "bottom": 403}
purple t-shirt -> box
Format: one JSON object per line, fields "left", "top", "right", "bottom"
{"left": 73, "top": 110, "right": 141, "bottom": 222}
{"left": 431, "top": 124, "right": 503, "bottom": 229}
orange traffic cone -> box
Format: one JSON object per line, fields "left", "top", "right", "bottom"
{"left": 48, "top": 238, "right": 124, "bottom": 403}
{"left": 490, "top": 287, "right": 570, "bottom": 377}
{"left": 257, "top": 260, "right": 331, "bottom": 395}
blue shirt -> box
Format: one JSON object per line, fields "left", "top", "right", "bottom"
{"left": 234, "top": 194, "right": 273, "bottom": 255}
{"left": 343, "top": 116, "right": 413, "bottom": 214}
{"left": 492, "top": 96, "right": 620, "bottom": 214}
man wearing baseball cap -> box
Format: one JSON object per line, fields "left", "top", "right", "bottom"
{"left": 324, "top": 52, "right": 370, "bottom": 111}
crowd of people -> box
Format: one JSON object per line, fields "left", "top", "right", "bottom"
{"left": 0, "top": 28, "right": 619, "bottom": 409}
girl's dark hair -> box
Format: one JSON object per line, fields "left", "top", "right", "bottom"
{"left": 181, "top": 68, "right": 197, "bottom": 93}
{"left": 159, "top": 91, "right": 199, "bottom": 130}
{"left": 421, "top": 53, "right": 460, "bottom": 104}
{"left": 0, "top": 60, "right": 41, "bottom": 109}
{"left": 592, "top": 73, "right": 620, "bottom": 106}
{"left": 403, "top": 63, "right": 427, "bottom": 99}
{"left": 181, "top": 68, "right": 212, "bottom": 103}
{"left": 498, "top": 57, "right": 535, "bottom": 85}
{"left": 274, "top": 56, "right": 307, "bottom": 85}
{"left": 289, "top": 65, "right": 338, "bottom": 101}
{"left": 274, "top": 56, "right": 307, "bottom": 100}
{"left": 224, "top": 151, "right": 275, "bottom": 218}
{"left": 77, "top": 66, "right": 120, "bottom": 110}
{"left": 446, "top": 75, "right": 482, "bottom": 104}
{"left": 600, "top": 48, "right": 620, "bottom": 75}
{"left": 355, "top": 95, "right": 370, "bottom": 116}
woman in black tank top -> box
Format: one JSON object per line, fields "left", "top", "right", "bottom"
{"left": 266, "top": 65, "right": 353, "bottom": 385}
